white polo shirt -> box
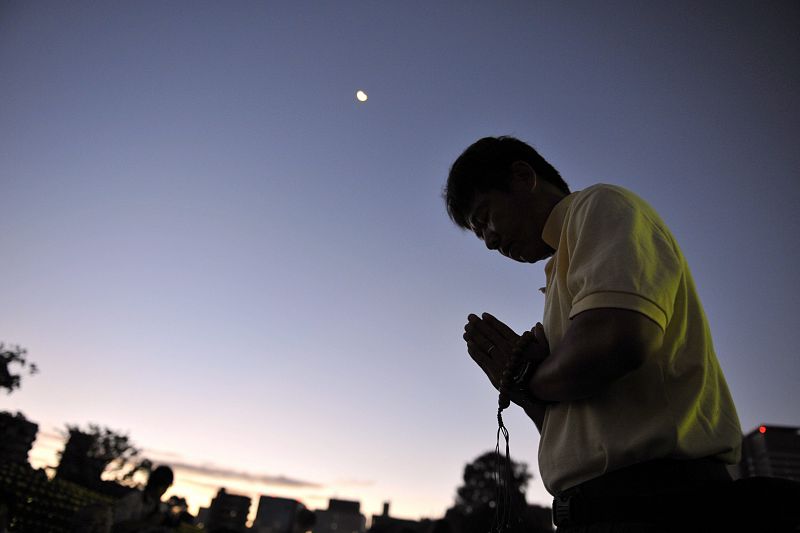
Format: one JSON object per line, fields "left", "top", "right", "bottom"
{"left": 538, "top": 184, "right": 742, "bottom": 495}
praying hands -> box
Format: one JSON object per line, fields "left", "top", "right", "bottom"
{"left": 463, "top": 312, "right": 550, "bottom": 410}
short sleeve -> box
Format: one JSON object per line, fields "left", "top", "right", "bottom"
{"left": 564, "top": 187, "right": 682, "bottom": 331}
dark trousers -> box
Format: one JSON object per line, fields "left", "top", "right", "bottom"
{"left": 554, "top": 458, "right": 800, "bottom": 532}
{"left": 553, "top": 457, "right": 735, "bottom": 532}
{"left": 556, "top": 524, "right": 668, "bottom": 533}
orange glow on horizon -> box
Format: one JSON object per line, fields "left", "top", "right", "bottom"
{"left": 25, "top": 434, "right": 363, "bottom": 526}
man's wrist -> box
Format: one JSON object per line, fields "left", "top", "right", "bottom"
{"left": 511, "top": 390, "right": 547, "bottom": 411}
{"left": 511, "top": 360, "right": 543, "bottom": 404}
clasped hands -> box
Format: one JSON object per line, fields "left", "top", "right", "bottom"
{"left": 463, "top": 312, "right": 550, "bottom": 407}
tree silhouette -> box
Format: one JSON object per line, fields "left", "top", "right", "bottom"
{"left": 447, "top": 452, "right": 551, "bottom": 533}
{"left": 453, "top": 451, "right": 530, "bottom": 514}
{"left": 164, "top": 495, "right": 195, "bottom": 527}
{"left": 0, "top": 343, "right": 37, "bottom": 394}
{"left": 56, "top": 424, "right": 151, "bottom": 489}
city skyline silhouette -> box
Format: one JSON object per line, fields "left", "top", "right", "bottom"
{"left": 2, "top": 0, "right": 799, "bottom": 522}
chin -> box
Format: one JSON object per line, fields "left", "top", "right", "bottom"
{"left": 522, "top": 252, "right": 548, "bottom": 264}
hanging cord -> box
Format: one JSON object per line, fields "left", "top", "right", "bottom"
{"left": 490, "top": 328, "right": 536, "bottom": 533}
{"left": 493, "top": 409, "right": 512, "bottom": 532}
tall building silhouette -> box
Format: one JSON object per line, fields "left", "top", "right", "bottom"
{"left": 253, "top": 495, "right": 302, "bottom": 533}
{"left": 369, "top": 502, "right": 429, "bottom": 533}
{"left": 738, "top": 425, "right": 800, "bottom": 481}
{"left": 207, "top": 487, "right": 252, "bottom": 532}
{"left": 313, "top": 498, "right": 366, "bottom": 533}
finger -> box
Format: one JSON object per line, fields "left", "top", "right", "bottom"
{"left": 466, "top": 340, "right": 493, "bottom": 375}
{"left": 464, "top": 314, "right": 481, "bottom": 336}
{"left": 534, "top": 322, "right": 549, "bottom": 348}
{"left": 463, "top": 330, "right": 481, "bottom": 349}
{"left": 464, "top": 322, "right": 497, "bottom": 359}
{"left": 466, "top": 341, "right": 501, "bottom": 389}
{"left": 481, "top": 312, "right": 519, "bottom": 342}
{"left": 472, "top": 314, "right": 510, "bottom": 352}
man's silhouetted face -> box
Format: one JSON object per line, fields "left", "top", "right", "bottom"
{"left": 465, "top": 162, "right": 565, "bottom": 263}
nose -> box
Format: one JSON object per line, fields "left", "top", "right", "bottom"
{"left": 484, "top": 229, "right": 500, "bottom": 250}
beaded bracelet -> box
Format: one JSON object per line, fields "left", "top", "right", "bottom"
{"left": 498, "top": 329, "right": 537, "bottom": 410}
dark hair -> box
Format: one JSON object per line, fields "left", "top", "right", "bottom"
{"left": 443, "top": 136, "right": 569, "bottom": 230}
{"left": 147, "top": 465, "right": 174, "bottom": 488}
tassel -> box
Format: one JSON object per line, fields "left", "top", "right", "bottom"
{"left": 489, "top": 327, "right": 536, "bottom": 533}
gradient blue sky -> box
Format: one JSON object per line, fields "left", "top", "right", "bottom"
{"left": 2, "top": 0, "right": 799, "bottom": 522}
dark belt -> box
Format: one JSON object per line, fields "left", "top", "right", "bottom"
{"left": 552, "top": 457, "right": 732, "bottom": 527}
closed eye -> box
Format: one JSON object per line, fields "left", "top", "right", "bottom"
{"left": 471, "top": 220, "right": 486, "bottom": 239}
{"left": 468, "top": 204, "right": 489, "bottom": 238}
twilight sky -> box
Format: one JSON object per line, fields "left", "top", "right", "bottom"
{"left": 1, "top": 0, "right": 799, "bottom": 523}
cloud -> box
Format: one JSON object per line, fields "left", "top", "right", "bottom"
{"left": 37, "top": 429, "right": 65, "bottom": 442}
{"left": 142, "top": 447, "right": 184, "bottom": 461}
{"left": 30, "top": 431, "right": 321, "bottom": 491}
{"left": 167, "top": 460, "right": 323, "bottom": 489}
{"left": 179, "top": 476, "right": 228, "bottom": 491}
{"left": 333, "top": 478, "right": 375, "bottom": 487}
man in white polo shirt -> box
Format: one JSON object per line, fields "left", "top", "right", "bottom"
{"left": 447, "top": 136, "right": 742, "bottom": 531}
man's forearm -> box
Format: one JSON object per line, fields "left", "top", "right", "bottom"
{"left": 528, "top": 343, "right": 612, "bottom": 402}
{"left": 527, "top": 310, "right": 655, "bottom": 402}
{"left": 518, "top": 397, "right": 546, "bottom": 433}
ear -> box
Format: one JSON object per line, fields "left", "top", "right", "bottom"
{"left": 510, "top": 161, "right": 537, "bottom": 191}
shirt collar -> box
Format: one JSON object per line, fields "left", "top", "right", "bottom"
{"left": 541, "top": 192, "right": 577, "bottom": 250}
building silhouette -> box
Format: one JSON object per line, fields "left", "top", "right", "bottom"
{"left": 196, "top": 506, "right": 210, "bottom": 529}
{"left": 738, "top": 424, "right": 800, "bottom": 481}
{"left": 369, "top": 502, "right": 430, "bottom": 533}
{"left": 253, "top": 495, "right": 303, "bottom": 533}
{"left": 206, "top": 487, "right": 252, "bottom": 532}
{"left": 313, "top": 498, "right": 366, "bottom": 533}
